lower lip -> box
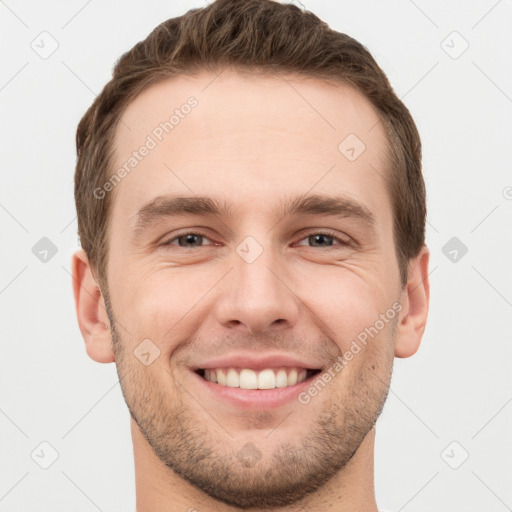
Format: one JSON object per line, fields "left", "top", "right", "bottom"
{"left": 190, "top": 370, "right": 319, "bottom": 410}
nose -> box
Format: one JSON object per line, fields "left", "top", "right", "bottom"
{"left": 213, "top": 242, "right": 300, "bottom": 335}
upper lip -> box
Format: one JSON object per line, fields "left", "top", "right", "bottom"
{"left": 191, "top": 352, "right": 324, "bottom": 371}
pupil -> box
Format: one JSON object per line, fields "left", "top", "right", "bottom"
{"left": 311, "top": 234, "right": 332, "bottom": 246}
{"left": 180, "top": 234, "right": 201, "bottom": 247}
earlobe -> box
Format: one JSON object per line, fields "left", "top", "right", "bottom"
{"left": 394, "top": 246, "right": 430, "bottom": 358}
{"left": 71, "top": 249, "right": 115, "bottom": 363}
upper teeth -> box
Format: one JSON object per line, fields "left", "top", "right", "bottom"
{"left": 204, "top": 367, "right": 308, "bottom": 389}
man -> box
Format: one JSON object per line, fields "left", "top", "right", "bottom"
{"left": 71, "top": 0, "right": 429, "bottom": 510}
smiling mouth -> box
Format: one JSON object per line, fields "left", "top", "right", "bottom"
{"left": 194, "top": 367, "right": 322, "bottom": 389}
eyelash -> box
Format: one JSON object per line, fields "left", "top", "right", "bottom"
{"left": 161, "top": 230, "right": 352, "bottom": 249}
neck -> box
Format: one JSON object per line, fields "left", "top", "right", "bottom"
{"left": 132, "top": 419, "right": 379, "bottom": 512}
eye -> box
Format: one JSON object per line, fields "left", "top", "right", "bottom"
{"left": 161, "top": 230, "right": 352, "bottom": 250}
{"left": 295, "top": 231, "right": 351, "bottom": 248}
{"left": 162, "top": 232, "right": 215, "bottom": 248}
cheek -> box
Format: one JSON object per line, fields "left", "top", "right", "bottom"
{"left": 299, "top": 264, "right": 394, "bottom": 351}
{"left": 113, "top": 265, "right": 215, "bottom": 347}
{"left": 111, "top": 246, "right": 399, "bottom": 357}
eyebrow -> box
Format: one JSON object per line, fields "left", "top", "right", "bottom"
{"left": 132, "top": 193, "right": 376, "bottom": 239}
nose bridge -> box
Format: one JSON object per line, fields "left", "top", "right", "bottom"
{"left": 214, "top": 234, "right": 299, "bottom": 334}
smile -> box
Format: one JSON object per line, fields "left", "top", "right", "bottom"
{"left": 195, "top": 367, "right": 322, "bottom": 389}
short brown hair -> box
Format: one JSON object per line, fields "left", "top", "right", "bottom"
{"left": 74, "top": 0, "right": 425, "bottom": 290}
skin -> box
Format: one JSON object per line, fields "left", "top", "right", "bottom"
{"left": 72, "top": 68, "right": 430, "bottom": 512}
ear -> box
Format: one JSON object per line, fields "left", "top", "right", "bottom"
{"left": 395, "top": 245, "right": 430, "bottom": 358}
{"left": 71, "top": 249, "right": 115, "bottom": 363}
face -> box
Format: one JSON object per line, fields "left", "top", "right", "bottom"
{"left": 100, "top": 69, "right": 407, "bottom": 508}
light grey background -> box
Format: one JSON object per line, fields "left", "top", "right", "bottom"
{"left": 1, "top": 1, "right": 511, "bottom": 511}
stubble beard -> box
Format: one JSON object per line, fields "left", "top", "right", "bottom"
{"left": 106, "top": 297, "right": 395, "bottom": 509}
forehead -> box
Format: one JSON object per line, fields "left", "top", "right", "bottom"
{"left": 110, "top": 68, "right": 391, "bottom": 227}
